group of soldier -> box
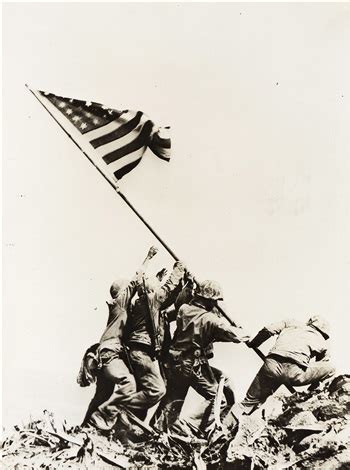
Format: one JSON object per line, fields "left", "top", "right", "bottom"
{"left": 78, "top": 246, "right": 336, "bottom": 442}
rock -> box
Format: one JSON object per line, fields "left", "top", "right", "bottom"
{"left": 336, "top": 423, "right": 350, "bottom": 441}
{"left": 328, "top": 375, "right": 350, "bottom": 396}
{"left": 263, "top": 395, "right": 284, "bottom": 419}
{"left": 288, "top": 410, "right": 320, "bottom": 428}
{"left": 313, "top": 399, "right": 350, "bottom": 421}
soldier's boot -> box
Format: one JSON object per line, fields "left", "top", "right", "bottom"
{"left": 113, "top": 410, "right": 145, "bottom": 445}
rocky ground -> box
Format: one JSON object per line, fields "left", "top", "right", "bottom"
{"left": 1, "top": 375, "right": 349, "bottom": 469}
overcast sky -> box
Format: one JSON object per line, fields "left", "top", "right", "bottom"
{"left": 3, "top": 2, "right": 350, "bottom": 429}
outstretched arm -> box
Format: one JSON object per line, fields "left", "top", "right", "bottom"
{"left": 207, "top": 316, "right": 250, "bottom": 344}
{"left": 248, "top": 318, "right": 300, "bottom": 348}
{"left": 247, "top": 328, "right": 273, "bottom": 348}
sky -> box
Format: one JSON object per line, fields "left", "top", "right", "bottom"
{"left": 2, "top": 2, "right": 350, "bottom": 430}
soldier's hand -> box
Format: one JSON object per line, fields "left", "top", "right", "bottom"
{"left": 184, "top": 269, "right": 195, "bottom": 282}
{"left": 156, "top": 268, "right": 168, "bottom": 281}
{"left": 147, "top": 246, "right": 158, "bottom": 259}
{"left": 231, "top": 327, "right": 251, "bottom": 343}
{"left": 174, "top": 260, "right": 186, "bottom": 271}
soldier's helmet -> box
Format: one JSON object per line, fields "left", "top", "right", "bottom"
{"left": 110, "top": 279, "right": 128, "bottom": 299}
{"left": 197, "top": 280, "right": 224, "bottom": 301}
{"left": 307, "top": 315, "right": 330, "bottom": 339}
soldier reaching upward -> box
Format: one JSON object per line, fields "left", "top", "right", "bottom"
{"left": 82, "top": 246, "right": 158, "bottom": 431}
{"left": 120, "top": 260, "right": 187, "bottom": 420}
{"left": 150, "top": 276, "right": 236, "bottom": 430}
{"left": 155, "top": 280, "right": 249, "bottom": 437}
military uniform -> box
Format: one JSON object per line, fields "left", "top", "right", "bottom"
{"left": 155, "top": 298, "right": 249, "bottom": 435}
{"left": 121, "top": 261, "right": 186, "bottom": 420}
{"left": 240, "top": 318, "right": 335, "bottom": 414}
{"left": 85, "top": 280, "right": 138, "bottom": 431}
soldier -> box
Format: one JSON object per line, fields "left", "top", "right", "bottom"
{"left": 82, "top": 246, "right": 158, "bottom": 431}
{"left": 154, "top": 280, "right": 249, "bottom": 437}
{"left": 230, "top": 315, "right": 336, "bottom": 419}
{"left": 150, "top": 277, "right": 236, "bottom": 430}
{"left": 120, "top": 260, "right": 187, "bottom": 420}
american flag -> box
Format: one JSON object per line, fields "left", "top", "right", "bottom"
{"left": 37, "top": 91, "right": 171, "bottom": 180}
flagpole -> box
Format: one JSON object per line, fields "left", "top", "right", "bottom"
{"left": 117, "top": 175, "right": 294, "bottom": 391}
{"left": 115, "top": 158, "right": 294, "bottom": 391}
{"left": 27, "top": 85, "right": 294, "bottom": 391}
{"left": 26, "top": 86, "right": 179, "bottom": 256}
{"left": 112, "top": 190, "right": 287, "bottom": 367}
{"left": 115, "top": 188, "right": 180, "bottom": 261}
{"left": 111, "top": 189, "right": 295, "bottom": 389}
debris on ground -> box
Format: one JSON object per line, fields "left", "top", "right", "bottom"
{"left": 223, "top": 374, "right": 350, "bottom": 469}
{"left": 0, "top": 410, "right": 203, "bottom": 469}
{"left": 1, "top": 375, "right": 349, "bottom": 469}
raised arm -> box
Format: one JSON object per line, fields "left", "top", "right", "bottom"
{"left": 156, "top": 261, "right": 186, "bottom": 306}
{"left": 138, "top": 246, "right": 158, "bottom": 276}
{"left": 114, "top": 246, "right": 159, "bottom": 311}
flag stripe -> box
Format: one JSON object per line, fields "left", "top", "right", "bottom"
{"left": 37, "top": 90, "right": 171, "bottom": 180}
{"left": 148, "top": 126, "right": 171, "bottom": 162}
{"left": 153, "top": 153, "right": 171, "bottom": 162}
{"left": 114, "top": 158, "right": 143, "bottom": 180}
{"left": 102, "top": 120, "right": 154, "bottom": 165}
{"left": 90, "top": 111, "right": 143, "bottom": 149}
{"left": 94, "top": 123, "right": 145, "bottom": 158}
{"left": 107, "top": 148, "right": 146, "bottom": 175}
{"left": 151, "top": 134, "right": 171, "bottom": 149}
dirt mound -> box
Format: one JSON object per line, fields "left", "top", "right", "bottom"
{"left": 1, "top": 375, "right": 349, "bottom": 469}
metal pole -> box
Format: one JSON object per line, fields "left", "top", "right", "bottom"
{"left": 115, "top": 188, "right": 179, "bottom": 261}
{"left": 28, "top": 85, "right": 295, "bottom": 392}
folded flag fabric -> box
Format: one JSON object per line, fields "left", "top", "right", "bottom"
{"left": 37, "top": 90, "right": 171, "bottom": 180}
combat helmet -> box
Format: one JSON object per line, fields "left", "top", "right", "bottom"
{"left": 197, "top": 280, "right": 224, "bottom": 301}
{"left": 110, "top": 279, "right": 128, "bottom": 299}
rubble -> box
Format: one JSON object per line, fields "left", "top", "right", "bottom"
{"left": 1, "top": 375, "right": 349, "bottom": 469}
{"left": 224, "top": 375, "right": 350, "bottom": 469}
{"left": 0, "top": 411, "right": 203, "bottom": 469}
